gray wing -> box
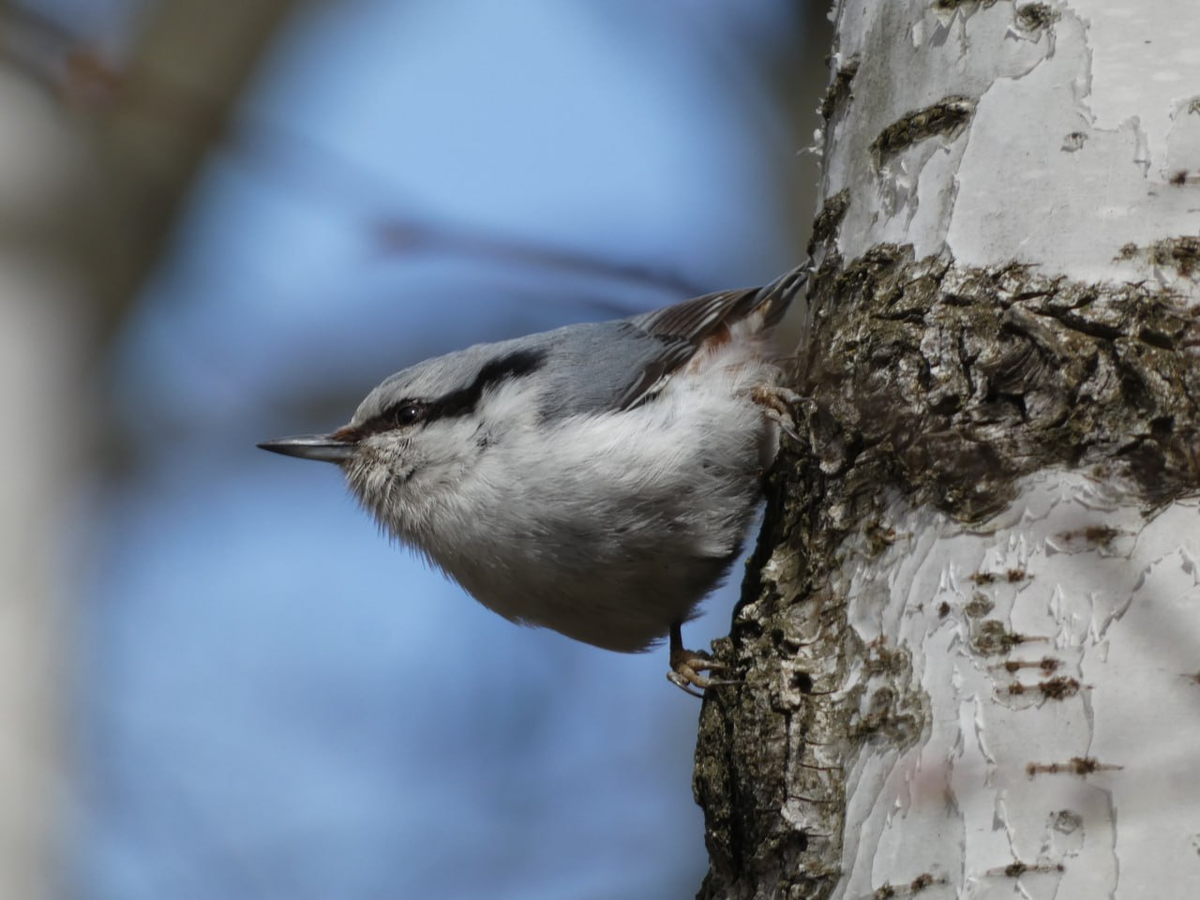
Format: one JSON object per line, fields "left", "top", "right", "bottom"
{"left": 614, "top": 265, "right": 808, "bottom": 410}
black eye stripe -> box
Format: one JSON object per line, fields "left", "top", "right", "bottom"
{"left": 430, "top": 349, "right": 546, "bottom": 420}
{"left": 358, "top": 348, "right": 547, "bottom": 436}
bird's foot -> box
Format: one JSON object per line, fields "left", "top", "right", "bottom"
{"left": 668, "top": 622, "right": 739, "bottom": 698}
{"left": 752, "top": 384, "right": 803, "bottom": 445}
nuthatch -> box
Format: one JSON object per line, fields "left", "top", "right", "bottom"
{"left": 260, "top": 267, "right": 806, "bottom": 693}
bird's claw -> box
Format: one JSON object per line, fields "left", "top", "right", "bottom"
{"left": 753, "top": 384, "right": 803, "bottom": 445}
{"left": 668, "top": 623, "right": 740, "bottom": 697}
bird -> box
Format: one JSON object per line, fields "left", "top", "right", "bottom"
{"left": 259, "top": 266, "right": 806, "bottom": 694}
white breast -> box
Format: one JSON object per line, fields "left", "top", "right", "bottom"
{"left": 412, "top": 338, "right": 782, "bottom": 651}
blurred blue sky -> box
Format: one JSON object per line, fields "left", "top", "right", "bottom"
{"left": 58, "top": 1, "right": 823, "bottom": 897}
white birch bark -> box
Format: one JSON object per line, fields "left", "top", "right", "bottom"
{"left": 696, "top": 3, "right": 1200, "bottom": 898}
{"left": 825, "top": 2, "right": 1199, "bottom": 897}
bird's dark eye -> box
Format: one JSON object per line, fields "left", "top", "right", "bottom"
{"left": 387, "top": 402, "right": 424, "bottom": 428}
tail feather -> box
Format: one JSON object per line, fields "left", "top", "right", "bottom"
{"left": 629, "top": 261, "right": 810, "bottom": 342}
{"left": 752, "top": 263, "right": 811, "bottom": 331}
{"left": 616, "top": 261, "right": 810, "bottom": 411}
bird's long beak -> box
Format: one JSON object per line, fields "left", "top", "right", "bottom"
{"left": 257, "top": 433, "right": 357, "bottom": 463}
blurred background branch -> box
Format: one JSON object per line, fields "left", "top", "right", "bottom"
{"left": 3, "top": 0, "right": 303, "bottom": 328}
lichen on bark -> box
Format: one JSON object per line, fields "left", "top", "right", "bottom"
{"left": 693, "top": 244, "right": 1200, "bottom": 899}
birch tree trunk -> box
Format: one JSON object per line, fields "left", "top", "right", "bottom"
{"left": 695, "top": 3, "right": 1200, "bottom": 898}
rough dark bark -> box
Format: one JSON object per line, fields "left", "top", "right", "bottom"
{"left": 693, "top": 239, "right": 1200, "bottom": 899}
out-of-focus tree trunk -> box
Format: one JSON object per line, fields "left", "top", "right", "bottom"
{"left": 0, "top": 3, "right": 298, "bottom": 896}
{"left": 0, "top": 61, "right": 93, "bottom": 900}
{"left": 695, "top": 2, "right": 1200, "bottom": 898}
